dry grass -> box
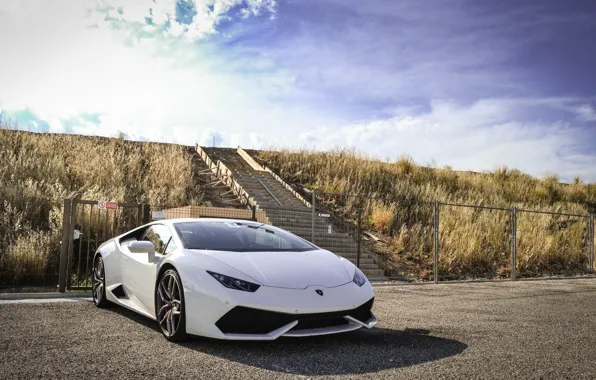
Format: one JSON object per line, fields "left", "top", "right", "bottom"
{"left": 2, "top": 229, "right": 60, "bottom": 283}
{"left": 1, "top": 122, "right": 594, "bottom": 284}
{"left": 256, "top": 148, "right": 596, "bottom": 279}
{"left": 0, "top": 126, "right": 203, "bottom": 285}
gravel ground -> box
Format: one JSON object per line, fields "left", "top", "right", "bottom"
{"left": 2, "top": 278, "right": 596, "bottom": 379}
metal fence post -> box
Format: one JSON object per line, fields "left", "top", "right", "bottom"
{"left": 142, "top": 204, "right": 151, "bottom": 225}
{"left": 311, "top": 190, "right": 315, "bottom": 244}
{"left": 251, "top": 201, "right": 257, "bottom": 221}
{"left": 66, "top": 197, "right": 77, "bottom": 290}
{"left": 590, "top": 214, "right": 595, "bottom": 273}
{"left": 58, "top": 198, "right": 72, "bottom": 293}
{"left": 511, "top": 207, "right": 517, "bottom": 281}
{"left": 433, "top": 201, "right": 440, "bottom": 284}
{"left": 357, "top": 205, "right": 362, "bottom": 269}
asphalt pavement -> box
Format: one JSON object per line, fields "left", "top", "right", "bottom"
{"left": 2, "top": 278, "right": 596, "bottom": 379}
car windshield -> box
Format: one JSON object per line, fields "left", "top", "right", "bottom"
{"left": 173, "top": 221, "right": 317, "bottom": 252}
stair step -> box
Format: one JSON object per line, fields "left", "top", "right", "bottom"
{"left": 361, "top": 270, "right": 385, "bottom": 278}
{"left": 283, "top": 233, "right": 361, "bottom": 243}
{"left": 282, "top": 232, "right": 361, "bottom": 242}
{"left": 265, "top": 215, "right": 333, "bottom": 221}
{"left": 269, "top": 221, "right": 340, "bottom": 229}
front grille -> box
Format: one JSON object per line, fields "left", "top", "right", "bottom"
{"left": 216, "top": 297, "right": 374, "bottom": 335}
{"left": 294, "top": 316, "right": 349, "bottom": 330}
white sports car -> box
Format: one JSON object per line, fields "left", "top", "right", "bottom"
{"left": 92, "top": 218, "right": 377, "bottom": 341}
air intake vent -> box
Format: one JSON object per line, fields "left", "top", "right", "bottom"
{"left": 216, "top": 297, "right": 374, "bottom": 335}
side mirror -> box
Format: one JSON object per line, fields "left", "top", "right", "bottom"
{"left": 128, "top": 241, "right": 156, "bottom": 263}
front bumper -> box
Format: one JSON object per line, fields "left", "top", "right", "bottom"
{"left": 217, "top": 297, "right": 376, "bottom": 340}
{"left": 182, "top": 276, "right": 376, "bottom": 340}
{"left": 223, "top": 314, "right": 377, "bottom": 340}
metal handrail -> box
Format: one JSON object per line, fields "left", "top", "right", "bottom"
{"left": 236, "top": 146, "right": 312, "bottom": 208}
{"left": 263, "top": 166, "right": 313, "bottom": 208}
{"left": 256, "top": 177, "right": 283, "bottom": 207}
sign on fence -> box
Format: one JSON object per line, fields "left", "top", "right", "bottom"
{"left": 152, "top": 211, "right": 167, "bottom": 221}
{"left": 97, "top": 200, "right": 118, "bottom": 210}
{"left": 318, "top": 213, "right": 330, "bottom": 218}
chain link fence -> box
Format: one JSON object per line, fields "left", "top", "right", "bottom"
{"left": 437, "top": 203, "right": 513, "bottom": 281}
{"left": 1, "top": 192, "right": 595, "bottom": 291}
{"left": 303, "top": 192, "right": 595, "bottom": 282}
{"left": 514, "top": 209, "right": 593, "bottom": 278}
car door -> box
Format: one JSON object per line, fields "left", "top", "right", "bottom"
{"left": 122, "top": 224, "right": 177, "bottom": 315}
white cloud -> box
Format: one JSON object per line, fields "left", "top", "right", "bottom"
{"left": 88, "top": 0, "right": 277, "bottom": 41}
{"left": 573, "top": 104, "right": 596, "bottom": 122}
{"left": 292, "top": 99, "right": 596, "bottom": 182}
{"left": 0, "top": 0, "right": 318, "bottom": 144}
{"left": 1, "top": 0, "right": 595, "bottom": 183}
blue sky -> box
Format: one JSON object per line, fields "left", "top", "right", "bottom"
{"left": 1, "top": 0, "right": 595, "bottom": 181}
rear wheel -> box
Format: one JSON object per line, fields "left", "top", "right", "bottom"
{"left": 155, "top": 269, "right": 188, "bottom": 342}
{"left": 92, "top": 256, "right": 111, "bottom": 308}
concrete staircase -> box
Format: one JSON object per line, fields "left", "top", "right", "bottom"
{"left": 198, "top": 147, "right": 385, "bottom": 279}
{"left": 263, "top": 208, "right": 382, "bottom": 274}
{"left": 186, "top": 147, "right": 245, "bottom": 208}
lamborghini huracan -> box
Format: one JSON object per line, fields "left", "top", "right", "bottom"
{"left": 92, "top": 218, "right": 377, "bottom": 341}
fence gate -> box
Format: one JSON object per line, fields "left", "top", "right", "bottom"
{"left": 58, "top": 198, "right": 149, "bottom": 292}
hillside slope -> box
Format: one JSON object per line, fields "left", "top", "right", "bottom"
{"left": 1, "top": 128, "right": 594, "bottom": 283}
{"left": 0, "top": 128, "right": 208, "bottom": 285}
{"left": 253, "top": 148, "right": 596, "bottom": 278}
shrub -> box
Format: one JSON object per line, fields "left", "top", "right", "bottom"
{"left": 0, "top": 128, "right": 202, "bottom": 285}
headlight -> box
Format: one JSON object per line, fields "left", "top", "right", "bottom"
{"left": 352, "top": 267, "right": 367, "bottom": 287}
{"left": 207, "top": 271, "right": 261, "bottom": 292}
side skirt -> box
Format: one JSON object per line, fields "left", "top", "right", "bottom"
{"left": 105, "top": 283, "right": 157, "bottom": 321}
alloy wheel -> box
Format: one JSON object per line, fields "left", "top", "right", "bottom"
{"left": 92, "top": 257, "right": 105, "bottom": 305}
{"left": 156, "top": 271, "right": 183, "bottom": 337}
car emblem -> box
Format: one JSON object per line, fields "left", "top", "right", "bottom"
{"left": 316, "top": 289, "right": 323, "bottom": 296}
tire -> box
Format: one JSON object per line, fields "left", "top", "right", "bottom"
{"left": 92, "top": 255, "right": 111, "bottom": 308}
{"left": 155, "top": 269, "right": 188, "bottom": 342}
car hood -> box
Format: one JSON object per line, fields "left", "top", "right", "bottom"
{"left": 198, "top": 249, "right": 352, "bottom": 289}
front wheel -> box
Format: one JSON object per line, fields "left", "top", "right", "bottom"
{"left": 92, "top": 255, "right": 111, "bottom": 308}
{"left": 155, "top": 269, "right": 188, "bottom": 342}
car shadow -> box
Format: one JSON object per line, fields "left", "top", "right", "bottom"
{"left": 103, "top": 304, "right": 162, "bottom": 332}
{"left": 183, "top": 327, "right": 467, "bottom": 376}
{"left": 107, "top": 306, "right": 467, "bottom": 376}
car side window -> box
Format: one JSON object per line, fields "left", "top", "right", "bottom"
{"left": 141, "top": 225, "right": 174, "bottom": 255}
{"left": 164, "top": 238, "right": 177, "bottom": 254}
